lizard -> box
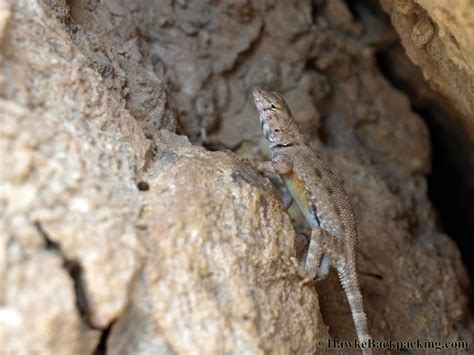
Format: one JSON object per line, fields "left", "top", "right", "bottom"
{"left": 250, "top": 87, "right": 372, "bottom": 353}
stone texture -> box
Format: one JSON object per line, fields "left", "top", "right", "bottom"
{"left": 107, "top": 130, "right": 327, "bottom": 354}
{"left": 2, "top": 245, "right": 99, "bottom": 354}
{"left": 1, "top": 0, "right": 473, "bottom": 354}
{"left": 380, "top": 0, "right": 474, "bottom": 137}
{"left": 378, "top": 40, "right": 474, "bottom": 279}
{"left": 1, "top": 0, "right": 148, "bottom": 351}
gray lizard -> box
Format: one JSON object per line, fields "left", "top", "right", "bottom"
{"left": 251, "top": 87, "right": 371, "bottom": 353}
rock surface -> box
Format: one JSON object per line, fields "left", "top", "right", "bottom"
{"left": 380, "top": 0, "right": 474, "bottom": 137}
{"left": 1, "top": 0, "right": 472, "bottom": 354}
{"left": 1, "top": 1, "right": 148, "bottom": 352}
{"left": 107, "top": 131, "right": 326, "bottom": 354}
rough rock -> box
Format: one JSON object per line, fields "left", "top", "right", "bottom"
{"left": 53, "top": 0, "right": 179, "bottom": 139}
{"left": 378, "top": 40, "right": 474, "bottom": 279}
{"left": 2, "top": 234, "right": 99, "bottom": 354}
{"left": 1, "top": 0, "right": 473, "bottom": 354}
{"left": 1, "top": 0, "right": 148, "bottom": 352}
{"left": 380, "top": 0, "right": 474, "bottom": 137}
{"left": 67, "top": 0, "right": 262, "bottom": 142}
{"left": 107, "top": 130, "right": 327, "bottom": 354}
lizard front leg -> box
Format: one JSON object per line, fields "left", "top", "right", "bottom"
{"left": 251, "top": 159, "right": 294, "bottom": 208}
{"left": 231, "top": 152, "right": 293, "bottom": 208}
{"left": 253, "top": 160, "right": 292, "bottom": 175}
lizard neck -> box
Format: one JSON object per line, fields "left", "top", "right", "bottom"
{"left": 269, "top": 141, "right": 304, "bottom": 166}
{"left": 268, "top": 129, "right": 307, "bottom": 159}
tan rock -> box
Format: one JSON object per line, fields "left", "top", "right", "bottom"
{"left": 381, "top": 0, "right": 474, "bottom": 137}
{"left": 1, "top": 0, "right": 148, "bottom": 351}
{"left": 107, "top": 130, "right": 328, "bottom": 354}
{"left": 2, "top": 248, "right": 99, "bottom": 355}
{"left": 2, "top": 0, "right": 473, "bottom": 353}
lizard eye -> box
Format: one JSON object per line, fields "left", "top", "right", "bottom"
{"left": 270, "top": 104, "right": 276, "bottom": 109}
{"left": 274, "top": 129, "right": 280, "bottom": 132}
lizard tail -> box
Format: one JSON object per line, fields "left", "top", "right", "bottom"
{"left": 337, "top": 265, "right": 372, "bottom": 355}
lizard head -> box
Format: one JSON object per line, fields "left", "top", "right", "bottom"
{"left": 253, "top": 87, "right": 299, "bottom": 147}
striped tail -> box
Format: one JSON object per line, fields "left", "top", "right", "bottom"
{"left": 337, "top": 265, "right": 372, "bottom": 355}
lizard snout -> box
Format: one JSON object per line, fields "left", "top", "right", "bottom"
{"left": 253, "top": 87, "right": 263, "bottom": 98}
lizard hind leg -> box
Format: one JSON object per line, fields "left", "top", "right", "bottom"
{"left": 302, "top": 227, "right": 326, "bottom": 282}
{"left": 290, "top": 227, "right": 323, "bottom": 285}
{"left": 307, "top": 227, "right": 345, "bottom": 272}
{"left": 295, "top": 227, "right": 344, "bottom": 284}
{"left": 292, "top": 227, "right": 327, "bottom": 286}
{"left": 281, "top": 188, "right": 294, "bottom": 210}
{"left": 316, "top": 255, "right": 331, "bottom": 281}
{"left": 292, "top": 228, "right": 345, "bottom": 286}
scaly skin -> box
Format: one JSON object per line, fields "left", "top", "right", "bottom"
{"left": 252, "top": 87, "right": 371, "bottom": 354}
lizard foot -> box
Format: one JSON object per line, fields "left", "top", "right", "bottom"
{"left": 233, "top": 153, "right": 247, "bottom": 164}
{"left": 290, "top": 257, "right": 315, "bottom": 287}
{"left": 225, "top": 150, "right": 255, "bottom": 168}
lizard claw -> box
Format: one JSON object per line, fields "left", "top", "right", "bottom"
{"left": 290, "top": 257, "right": 315, "bottom": 287}
{"left": 226, "top": 151, "right": 254, "bottom": 168}
{"left": 289, "top": 256, "right": 300, "bottom": 269}
{"left": 299, "top": 277, "right": 314, "bottom": 288}
{"left": 290, "top": 257, "right": 308, "bottom": 278}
